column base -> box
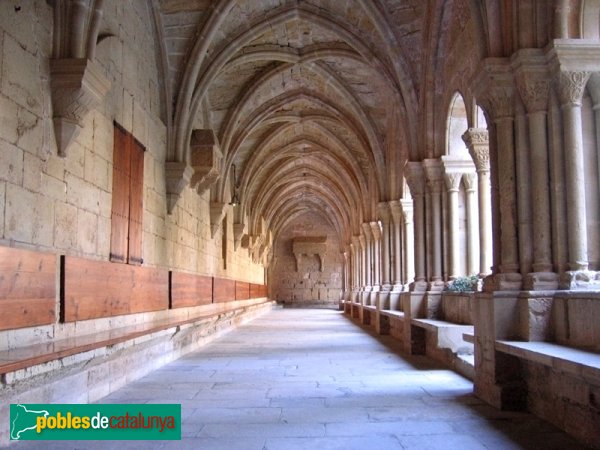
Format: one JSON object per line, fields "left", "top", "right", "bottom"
{"left": 523, "top": 272, "right": 559, "bottom": 290}
{"left": 391, "top": 283, "right": 404, "bottom": 292}
{"left": 559, "top": 270, "right": 600, "bottom": 290}
{"left": 483, "top": 273, "right": 522, "bottom": 292}
{"left": 427, "top": 280, "right": 445, "bottom": 292}
{"left": 408, "top": 280, "right": 428, "bottom": 292}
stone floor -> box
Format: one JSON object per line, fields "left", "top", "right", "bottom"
{"left": 13, "top": 308, "right": 586, "bottom": 449}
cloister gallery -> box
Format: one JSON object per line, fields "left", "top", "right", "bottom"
{"left": 0, "top": 0, "right": 600, "bottom": 448}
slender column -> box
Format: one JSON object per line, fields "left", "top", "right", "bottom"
{"left": 557, "top": 70, "right": 591, "bottom": 271}
{"left": 352, "top": 236, "right": 362, "bottom": 290}
{"left": 405, "top": 162, "right": 427, "bottom": 289}
{"left": 464, "top": 129, "right": 493, "bottom": 276}
{"left": 389, "top": 200, "right": 403, "bottom": 288}
{"left": 370, "top": 222, "right": 382, "bottom": 289}
{"left": 554, "top": 0, "right": 570, "bottom": 38}
{"left": 444, "top": 172, "right": 462, "bottom": 279}
{"left": 359, "top": 235, "right": 366, "bottom": 289}
{"left": 400, "top": 199, "right": 415, "bottom": 285}
{"left": 463, "top": 173, "right": 479, "bottom": 276}
{"left": 515, "top": 61, "right": 557, "bottom": 288}
{"left": 423, "top": 159, "right": 444, "bottom": 286}
{"left": 362, "top": 224, "right": 373, "bottom": 289}
{"left": 378, "top": 203, "right": 392, "bottom": 289}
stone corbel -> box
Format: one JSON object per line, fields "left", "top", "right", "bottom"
{"left": 50, "top": 58, "right": 110, "bottom": 157}
{"left": 209, "top": 202, "right": 227, "bottom": 238}
{"left": 165, "top": 162, "right": 193, "bottom": 214}
{"left": 190, "top": 129, "right": 222, "bottom": 195}
{"left": 233, "top": 223, "right": 246, "bottom": 250}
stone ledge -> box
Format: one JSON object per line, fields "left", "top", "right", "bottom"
{"left": 495, "top": 340, "right": 600, "bottom": 384}
{"left": 379, "top": 310, "right": 406, "bottom": 320}
{"left": 0, "top": 300, "right": 275, "bottom": 379}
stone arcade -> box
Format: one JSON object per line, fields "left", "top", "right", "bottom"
{"left": 0, "top": 0, "right": 600, "bottom": 448}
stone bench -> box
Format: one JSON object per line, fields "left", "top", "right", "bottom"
{"left": 493, "top": 340, "right": 600, "bottom": 447}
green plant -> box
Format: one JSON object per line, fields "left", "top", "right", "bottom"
{"left": 446, "top": 275, "right": 479, "bottom": 292}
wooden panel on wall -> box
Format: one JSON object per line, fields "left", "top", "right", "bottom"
{"left": 235, "top": 281, "right": 250, "bottom": 301}
{"left": 0, "top": 246, "right": 56, "bottom": 331}
{"left": 110, "top": 124, "right": 131, "bottom": 264}
{"left": 62, "top": 256, "right": 168, "bottom": 322}
{"left": 170, "top": 271, "right": 213, "bottom": 308}
{"left": 213, "top": 278, "right": 235, "bottom": 303}
{"left": 127, "top": 138, "right": 145, "bottom": 265}
{"left": 250, "top": 283, "right": 268, "bottom": 299}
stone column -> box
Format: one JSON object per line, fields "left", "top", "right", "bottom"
{"left": 444, "top": 171, "right": 462, "bottom": 279}
{"left": 473, "top": 62, "right": 522, "bottom": 290}
{"left": 463, "top": 128, "right": 493, "bottom": 276}
{"left": 423, "top": 159, "right": 444, "bottom": 289}
{"left": 389, "top": 200, "right": 403, "bottom": 289}
{"left": 400, "top": 199, "right": 415, "bottom": 286}
{"left": 557, "top": 70, "right": 591, "bottom": 272}
{"left": 361, "top": 223, "right": 373, "bottom": 290}
{"left": 370, "top": 222, "right": 381, "bottom": 292}
{"left": 378, "top": 203, "right": 392, "bottom": 290}
{"left": 516, "top": 59, "right": 558, "bottom": 289}
{"left": 359, "top": 235, "right": 366, "bottom": 290}
{"left": 463, "top": 173, "right": 479, "bottom": 276}
{"left": 405, "top": 162, "right": 427, "bottom": 291}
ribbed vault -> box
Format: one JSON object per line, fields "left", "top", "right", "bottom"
{"left": 156, "top": 0, "right": 426, "bottom": 258}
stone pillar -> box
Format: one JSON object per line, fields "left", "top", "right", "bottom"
{"left": 444, "top": 171, "right": 462, "bottom": 279}
{"left": 400, "top": 199, "right": 415, "bottom": 286}
{"left": 361, "top": 223, "right": 373, "bottom": 292}
{"left": 370, "top": 222, "right": 381, "bottom": 295}
{"left": 378, "top": 203, "right": 392, "bottom": 290}
{"left": 359, "top": 235, "right": 366, "bottom": 290}
{"left": 405, "top": 162, "right": 427, "bottom": 291}
{"left": 463, "top": 173, "right": 479, "bottom": 276}
{"left": 463, "top": 129, "right": 492, "bottom": 276}
{"left": 389, "top": 200, "right": 403, "bottom": 289}
{"left": 515, "top": 58, "right": 558, "bottom": 289}
{"left": 423, "top": 159, "right": 444, "bottom": 289}
{"left": 556, "top": 70, "right": 591, "bottom": 272}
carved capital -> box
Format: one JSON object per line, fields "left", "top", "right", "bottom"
{"left": 422, "top": 159, "right": 444, "bottom": 193}
{"left": 369, "top": 222, "right": 381, "bottom": 241}
{"left": 399, "top": 199, "right": 414, "bottom": 224}
{"left": 377, "top": 202, "right": 391, "bottom": 224}
{"left": 388, "top": 200, "right": 403, "bottom": 224}
{"left": 444, "top": 172, "right": 462, "bottom": 192}
{"left": 50, "top": 58, "right": 110, "bottom": 157}
{"left": 361, "top": 223, "right": 373, "bottom": 242}
{"left": 462, "top": 128, "right": 490, "bottom": 173}
{"left": 404, "top": 161, "right": 426, "bottom": 197}
{"left": 462, "top": 172, "right": 477, "bottom": 191}
{"left": 556, "top": 70, "right": 591, "bottom": 106}
{"left": 165, "top": 162, "right": 194, "bottom": 214}
{"left": 516, "top": 76, "right": 550, "bottom": 113}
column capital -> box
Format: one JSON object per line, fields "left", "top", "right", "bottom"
{"left": 462, "top": 128, "right": 490, "bottom": 173}
{"left": 389, "top": 200, "right": 402, "bottom": 224}
{"left": 444, "top": 172, "right": 462, "bottom": 192}
{"left": 377, "top": 202, "right": 391, "bottom": 224}
{"left": 358, "top": 235, "right": 366, "bottom": 249}
{"left": 441, "top": 155, "right": 475, "bottom": 191}
{"left": 361, "top": 223, "right": 373, "bottom": 242}
{"left": 351, "top": 235, "right": 361, "bottom": 247}
{"left": 423, "top": 158, "right": 444, "bottom": 193}
{"left": 462, "top": 172, "right": 477, "bottom": 191}
{"left": 556, "top": 70, "right": 590, "bottom": 106}
{"left": 471, "top": 58, "right": 515, "bottom": 119}
{"left": 512, "top": 49, "right": 550, "bottom": 113}
{"left": 399, "top": 198, "right": 414, "bottom": 222}
{"left": 370, "top": 222, "right": 381, "bottom": 240}
{"left": 404, "top": 161, "right": 426, "bottom": 196}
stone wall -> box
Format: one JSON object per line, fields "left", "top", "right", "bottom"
{"left": 0, "top": 1, "right": 263, "bottom": 284}
{"left": 269, "top": 212, "right": 343, "bottom": 306}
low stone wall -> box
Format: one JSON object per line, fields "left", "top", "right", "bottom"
{"left": 440, "top": 292, "right": 474, "bottom": 324}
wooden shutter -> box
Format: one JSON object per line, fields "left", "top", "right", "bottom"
{"left": 128, "top": 138, "right": 145, "bottom": 265}
{"left": 110, "top": 124, "right": 131, "bottom": 263}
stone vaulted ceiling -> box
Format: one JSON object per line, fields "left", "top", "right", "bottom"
{"left": 157, "top": 0, "right": 425, "bottom": 246}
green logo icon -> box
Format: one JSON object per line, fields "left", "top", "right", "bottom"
{"left": 10, "top": 404, "right": 181, "bottom": 440}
